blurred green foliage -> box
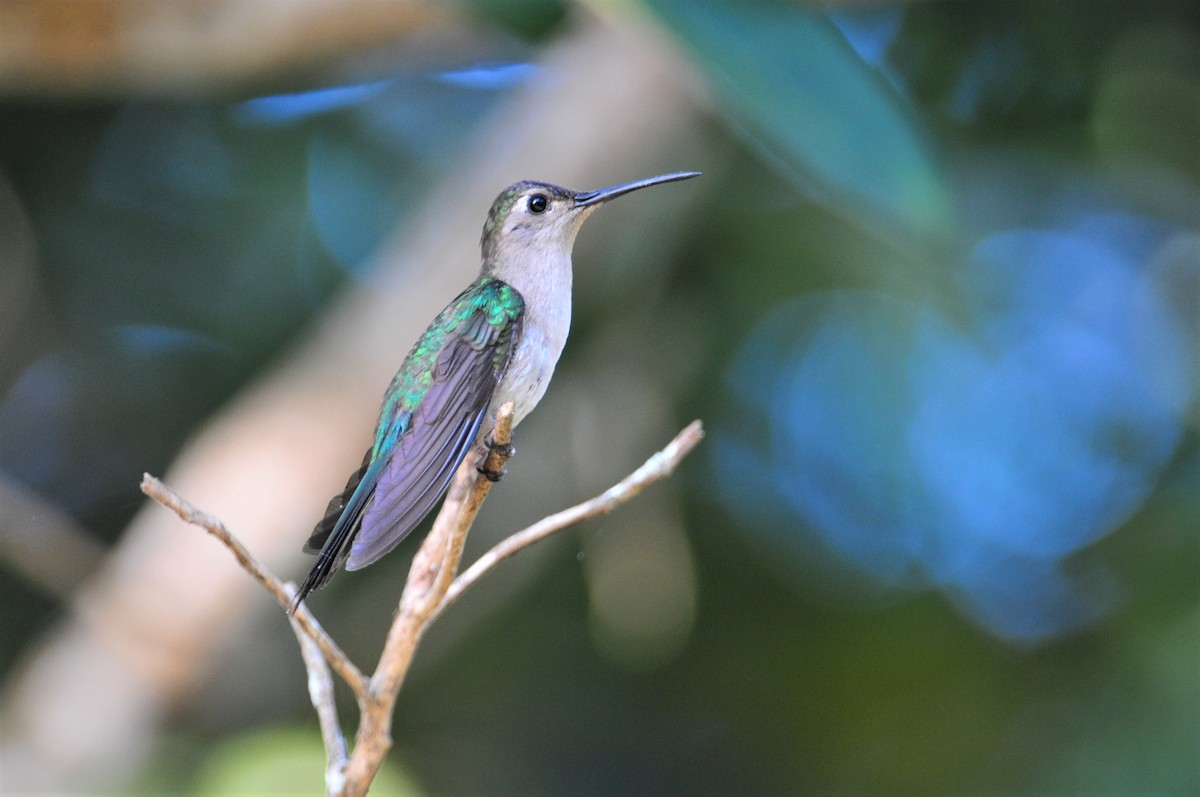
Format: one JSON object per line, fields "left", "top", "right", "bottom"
{"left": 1, "top": 0, "right": 1196, "bottom": 795}
{"left": 652, "top": 0, "right": 953, "bottom": 239}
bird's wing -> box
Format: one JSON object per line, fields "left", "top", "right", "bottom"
{"left": 291, "top": 278, "right": 524, "bottom": 609}
{"left": 346, "top": 281, "right": 524, "bottom": 570}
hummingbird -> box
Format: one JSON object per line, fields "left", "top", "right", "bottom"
{"left": 290, "top": 171, "right": 700, "bottom": 612}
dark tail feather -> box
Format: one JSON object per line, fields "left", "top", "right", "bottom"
{"left": 304, "top": 447, "right": 372, "bottom": 553}
{"left": 290, "top": 546, "right": 346, "bottom": 614}
{"left": 289, "top": 447, "right": 378, "bottom": 614}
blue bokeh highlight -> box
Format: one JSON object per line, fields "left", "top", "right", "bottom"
{"left": 233, "top": 81, "right": 393, "bottom": 125}
{"left": 716, "top": 213, "right": 1193, "bottom": 642}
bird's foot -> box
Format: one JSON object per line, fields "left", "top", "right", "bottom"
{"left": 478, "top": 434, "right": 514, "bottom": 482}
{"left": 484, "top": 435, "right": 515, "bottom": 459}
{"left": 477, "top": 462, "right": 506, "bottom": 482}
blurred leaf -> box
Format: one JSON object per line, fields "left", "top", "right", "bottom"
{"left": 190, "top": 727, "right": 420, "bottom": 797}
{"left": 648, "top": 0, "right": 952, "bottom": 238}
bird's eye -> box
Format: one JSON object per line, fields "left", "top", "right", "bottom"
{"left": 527, "top": 194, "right": 549, "bottom": 214}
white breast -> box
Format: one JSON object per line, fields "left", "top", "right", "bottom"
{"left": 493, "top": 313, "right": 568, "bottom": 427}
{"left": 487, "top": 251, "right": 573, "bottom": 430}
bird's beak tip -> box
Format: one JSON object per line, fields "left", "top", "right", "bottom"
{"left": 574, "top": 170, "right": 702, "bottom": 207}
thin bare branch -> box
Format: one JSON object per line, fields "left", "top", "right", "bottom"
{"left": 140, "top": 475, "right": 368, "bottom": 701}
{"left": 140, "top": 412, "right": 705, "bottom": 797}
{"left": 435, "top": 419, "right": 705, "bottom": 621}
{"left": 290, "top": 614, "right": 349, "bottom": 796}
{"left": 340, "top": 403, "right": 516, "bottom": 796}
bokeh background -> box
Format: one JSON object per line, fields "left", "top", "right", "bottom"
{"left": 0, "top": 0, "right": 1197, "bottom": 794}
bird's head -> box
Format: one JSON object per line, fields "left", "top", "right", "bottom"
{"left": 480, "top": 172, "right": 701, "bottom": 267}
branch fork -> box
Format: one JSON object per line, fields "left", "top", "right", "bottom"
{"left": 141, "top": 405, "right": 703, "bottom": 797}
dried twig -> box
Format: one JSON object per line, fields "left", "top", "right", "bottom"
{"left": 290, "top": 615, "right": 349, "bottom": 794}
{"left": 433, "top": 419, "right": 705, "bottom": 622}
{"left": 340, "top": 404, "right": 516, "bottom": 795}
{"left": 139, "top": 475, "right": 369, "bottom": 701}
{"left": 141, "top": 409, "right": 703, "bottom": 797}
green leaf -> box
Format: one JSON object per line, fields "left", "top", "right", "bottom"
{"left": 650, "top": 0, "right": 953, "bottom": 238}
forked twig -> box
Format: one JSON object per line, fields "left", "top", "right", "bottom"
{"left": 433, "top": 419, "right": 705, "bottom": 622}
{"left": 139, "top": 475, "right": 368, "bottom": 701}
{"left": 141, "top": 410, "right": 704, "bottom": 797}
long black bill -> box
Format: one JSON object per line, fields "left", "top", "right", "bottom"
{"left": 573, "top": 171, "right": 701, "bottom": 207}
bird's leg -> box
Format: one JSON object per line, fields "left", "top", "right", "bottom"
{"left": 477, "top": 434, "right": 515, "bottom": 482}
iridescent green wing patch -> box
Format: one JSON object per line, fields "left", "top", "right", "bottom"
{"left": 348, "top": 277, "right": 524, "bottom": 567}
